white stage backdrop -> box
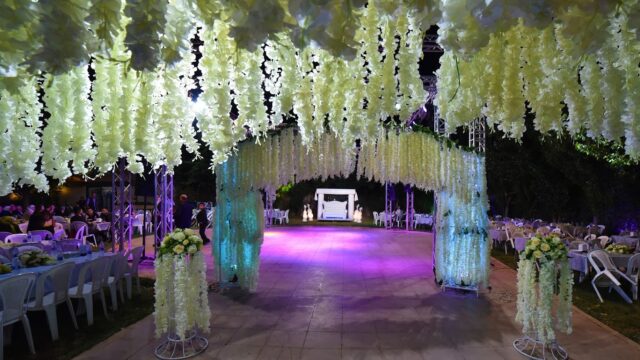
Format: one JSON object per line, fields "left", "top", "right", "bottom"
{"left": 314, "top": 188, "right": 358, "bottom": 221}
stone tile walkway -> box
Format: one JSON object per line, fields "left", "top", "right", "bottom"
{"left": 74, "top": 226, "right": 640, "bottom": 360}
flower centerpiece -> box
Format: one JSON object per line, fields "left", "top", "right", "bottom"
{"left": 605, "top": 243, "right": 631, "bottom": 254}
{"left": 19, "top": 250, "right": 56, "bottom": 268}
{"left": 515, "top": 235, "right": 573, "bottom": 360}
{"left": 0, "top": 263, "right": 12, "bottom": 274}
{"left": 154, "top": 228, "right": 210, "bottom": 359}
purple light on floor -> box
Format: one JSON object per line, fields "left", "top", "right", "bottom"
{"left": 260, "top": 226, "right": 433, "bottom": 279}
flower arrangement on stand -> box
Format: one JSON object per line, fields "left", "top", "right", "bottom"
{"left": 515, "top": 235, "right": 573, "bottom": 360}
{"left": 605, "top": 243, "right": 631, "bottom": 254}
{"left": 154, "top": 228, "right": 210, "bottom": 360}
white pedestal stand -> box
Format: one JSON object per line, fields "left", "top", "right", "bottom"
{"left": 513, "top": 334, "right": 568, "bottom": 360}
{"left": 155, "top": 328, "right": 208, "bottom": 359}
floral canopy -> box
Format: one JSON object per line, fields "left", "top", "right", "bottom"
{"left": 1, "top": 0, "right": 639, "bottom": 195}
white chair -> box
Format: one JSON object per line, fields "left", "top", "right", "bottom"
{"left": 536, "top": 226, "right": 551, "bottom": 236}
{"left": 207, "top": 209, "right": 215, "bottom": 228}
{"left": 14, "top": 245, "right": 44, "bottom": 255}
{"left": 626, "top": 253, "right": 640, "bottom": 301}
{"left": 0, "top": 232, "right": 11, "bottom": 242}
{"left": 123, "top": 247, "right": 144, "bottom": 298}
{"left": 104, "top": 254, "right": 127, "bottom": 310}
{"left": 26, "top": 262, "right": 78, "bottom": 340}
{"left": 56, "top": 239, "right": 81, "bottom": 252}
{"left": 597, "top": 236, "right": 611, "bottom": 249}
{"left": 28, "top": 230, "right": 52, "bottom": 240}
{"left": 191, "top": 209, "right": 199, "bottom": 228}
{"left": 373, "top": 211, "right": 379, "bottom": 226}
{"left": 504, "top": 226, "right": 516, "bottom": 255}
{"left": 52, "top": 229, "right": 66, "bottom": 240}
{"left": 84, "top": 234, "right": 98, "bottom": 247}
{"left": 132, "top": 214, "right": 144, "bottom": 235}
{"left": 74, "top": 225, "right": 88, "bottom": 242}
{"left": 281, "top": 210, "right": 290, "bottom": 224}
{"left": 588, "top": 250, "right": 634, "bottom": 304}
{"left": 53, "top": 216, "right": 67, "bottom": 225}
{"left": 583, "top": 234, "right": 599, "bottom": 249}
{"left": 569, "top": 240, "right": 588, "bottom": 251}
{"left": 68, "top": 257, "right": 110, "bottom": 326}
{"left": 5, "top": 233, "right": 28, "bottom": 243}
{"left": 0, "top": 273, "right": 37, "bottom": 357}
{"left": 71, "top": 221, "right": 88, "bottom": 240}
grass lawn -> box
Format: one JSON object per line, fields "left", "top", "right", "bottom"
{"left": 491, "top": 248, "right": 640, "bottom": 344}
{"left": 4, "top": 277, "right": 155, "bottom": 360}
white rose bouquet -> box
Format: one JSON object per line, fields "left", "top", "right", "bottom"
{"left": 158, "top": 228, "right": 203, "bottom": 256}
{"left": 522, "top": 235, "right": 568, "bottom": 262}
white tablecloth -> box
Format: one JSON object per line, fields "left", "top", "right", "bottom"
{"left": 515, "top": 237, "right": 528, "bottom": 252}
{"left": 490, "top": 229, "right": 507, "bottom": 243}
{"left": 568, "top": 251, "right": 633, "bottom": 275}
{"left": 611, "top": 235, "right": 639, "bottom": 249}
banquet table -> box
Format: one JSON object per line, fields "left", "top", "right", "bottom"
{"left": 0, "top": 251, "right": 114, "bottom": 285}
{"left": 490, "top": 229, "right": 507, "bottom": 243}
{"left": 611, "top": 235, "right": 639, "bottom": 250}
{"left": 568, "top": 250, "right": 634, "bottom": 282}
{"left": 514, "top": 237, "right": 528, "bottom": 253}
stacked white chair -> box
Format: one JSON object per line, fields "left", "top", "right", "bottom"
{"left": 0, "top": 273, "right": 37, "bottom": 358}
{"left": 26, "top": 262, "right": 78, "bottom": 340}
{"left": 588, "top": 250, "right": 634, "bottom": 303}
{"left": 68, "top": 257, "right": 110, "bottom": 325}
{"left": 372, "top": 211, "right": 379, "bottom": 226}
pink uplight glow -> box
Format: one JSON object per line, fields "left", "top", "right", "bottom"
{"left": 260, "top": 226, "right": 433, "bottom": 279}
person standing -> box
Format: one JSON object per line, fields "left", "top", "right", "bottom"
{"left": 86, "top": 192, "right": 99, "bottom": 210}
{"left": 196, "top": 203, "right": 210, "bottom": 245}
{"left": 173, "top": 194, "right": 194, "bottom": 230}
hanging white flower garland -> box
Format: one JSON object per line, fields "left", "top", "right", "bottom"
{"left": 0, "top": 78, "right": 47, "bottom": 194}
{"left": 42, "top": 65, "right": 94, "bottom": 180}
{"left": 436, "top": 8, "right": 640, "bottom": 158}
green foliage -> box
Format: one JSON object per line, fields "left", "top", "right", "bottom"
{"left": 573, "top": 133, "right": 638, "bottom": 168}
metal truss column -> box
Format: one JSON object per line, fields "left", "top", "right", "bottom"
{"left": 405, "top": 186, "right": 415, "bottom": 231}
{"left": 432, "top": 192, "right": 438, "bottom": 276}
{"left": 384, "top": 182, "right": 393, "bottom": 230}
{"left": 469, "top": 117, "right": 486, "bottom": 153}
{"left": 154, "top": 165, "right": 174, "bottom": 258}
{"left": 111, "top": 159, "right": 133, "bottom": 253}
